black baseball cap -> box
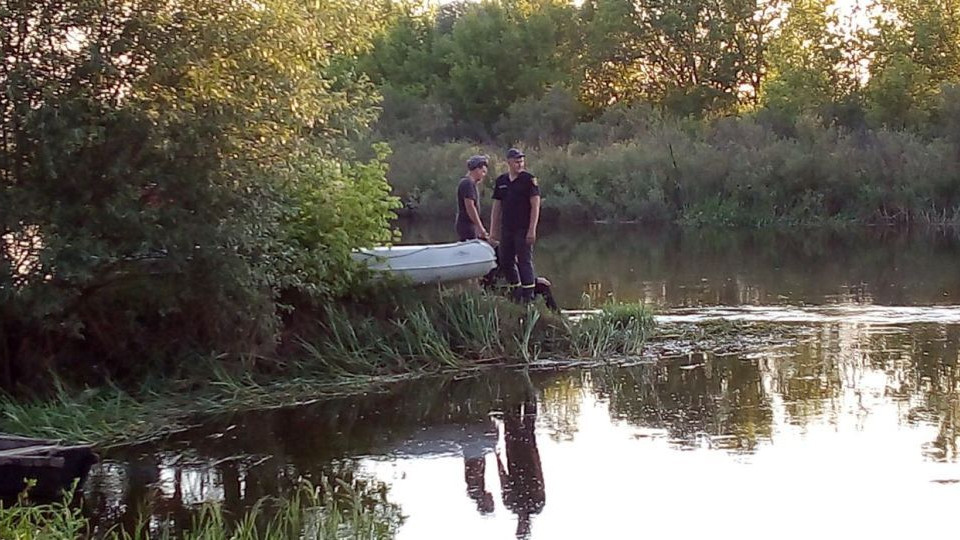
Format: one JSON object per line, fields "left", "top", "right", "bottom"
{"left": 506, "top": 148, "right": 525, "bottom": 159}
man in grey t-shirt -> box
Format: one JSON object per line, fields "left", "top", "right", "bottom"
{"left": 455, "top": 154, "right": 490, "bottom": 241}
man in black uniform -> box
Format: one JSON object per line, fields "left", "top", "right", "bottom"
{"left": 455, "top": 155, "right": 490, "bottom": 241}
{"left": 490, "top": 148, "right": 541, "bottom": 302}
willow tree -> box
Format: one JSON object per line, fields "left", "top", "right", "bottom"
{"left": 0, "top": 0, "right": 398, "bottom": 388}
{"left": 362, "top": 0, "right": 578, "bottom": 140}
{"left": 579, "top": 0, "right": 783, "bottom": 115}
{"left": 864, "top": 0, "right": 960, "bottom": 127}
{"left": 761, "top": 0, "right": 855, "bottom": 116}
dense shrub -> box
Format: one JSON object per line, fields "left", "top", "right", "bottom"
{"left": 495, "top": 87, "right": 584, "bottom": 148}
{"left": 389, "top": 113, "right": 960, "bottom": 227}
{"left": 0, "top": 1, "right": 399, "bottom": 390}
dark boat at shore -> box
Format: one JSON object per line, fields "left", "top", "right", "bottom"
{"left": 0, "top": 434, "right": 98, "bottom": 501}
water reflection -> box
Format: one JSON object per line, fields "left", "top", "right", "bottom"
{"left": 592, "top": 352, "right": 774, "bottom": 452}
{"left": 400, "top": 220, "right": 960, "bottom": 309}
{"left": 463, "top": 453, "right": 493, "bottom": 514}
{"left": 77, "top": 223, "right": 960, "bottom": 538}
{"left": 81, "top": 315, "right": 960, "bottom": 537}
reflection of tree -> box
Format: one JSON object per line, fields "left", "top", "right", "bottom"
{"left": 769, "top": 323, "right": 960, "bottom": 462}
{"left": 84, "top": 453, "right": 396, "bottom": 537}
{"left": 774, "top": 337, "right": 843, "bottom": 423}
{"left": 538, "top": 225, "right": 960, "bottom": 308}
{"left": 591, "top": 354, "right": 773, "bottom": 451}
{"left": 539, "top": 376, "right": 583, "bottom": 441}
{"left": 83, "top": 322, "right": 960, "bottom": 536}
{"left": 904, "top": 325, "right": 960, "bottom": 461}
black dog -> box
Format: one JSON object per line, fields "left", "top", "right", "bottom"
{"left": 480, "top": 246, "right": 559, "bottom": 311}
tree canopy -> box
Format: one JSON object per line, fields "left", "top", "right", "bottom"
{"left": 362, "top": 0, "right": 960, "bottom": 138}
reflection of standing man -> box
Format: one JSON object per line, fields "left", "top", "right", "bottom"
{"left": 463, "top": 454, "right": 495, "bottom": 514}
{"left": 456, "top": 155, "right": 490, "bottom": 241}
{"left": 462, "top": 421, "right": 497, "bottom": 514}
{"left": 496, "top": 385, "right": 545, "bottom": 539}
{"left": 490, "top": 148, "right": 541, "bottom": 302}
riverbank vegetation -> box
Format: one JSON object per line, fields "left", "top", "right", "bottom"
{"left": 386, "top": 113, "right": 960, "bottom": 227}
{"left": 369, "top": 1, "right": 960, "bottom": 227}
{"left": 1, "top": 1, "right": 400, "bottom": 393}
{"left": 0, "top": 291, "right": 653, "bottom": 445}
{"left": 3, "top": 0, "right": 960, "bottom": 408}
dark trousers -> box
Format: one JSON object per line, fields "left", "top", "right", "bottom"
{"left": 499, "top": 229, "right": 536, "bottom": 301}
{"left": 457, "top": 222, "right": 477, "bottom": 242}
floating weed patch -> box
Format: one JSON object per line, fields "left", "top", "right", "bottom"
{"left": 572, "top": 302, "right": 655, "bottom": 358}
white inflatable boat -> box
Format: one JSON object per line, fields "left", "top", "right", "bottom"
{"left": 352, "top": 240, "right": 496, "bottom": 285}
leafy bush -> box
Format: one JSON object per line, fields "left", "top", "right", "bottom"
{"left": 0, "top": 1, "right": 399, "bottom": 390}
{"left": 495, "top": 87, "right": 584, "bottom": 147}
{"left": 390, "top": 111, "right": 960, "bottom": 227}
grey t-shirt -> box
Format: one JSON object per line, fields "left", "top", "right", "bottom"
{"left": 456, "top": 176, "right": 479, "bottom": 230}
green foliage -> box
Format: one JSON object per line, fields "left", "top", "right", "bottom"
{"left": 0, "top": 0, "right": 399, "bottom": 390}
{"left": 362, "top": 0, "right": 577, "bottom": 139}
{"left": 372, "top": 89, "right": 456, "bottom": 142}
{"left": 579, "top": 0, "right": 781, "bottom": 116}
{"left": 436, "top": 2, "right": 575, "bottom": 135}
{"left": 762, "top": 0, "right": 857, "bottom": 116}
{"left": 390, "top": 113, "right": 960, "bottom": 226}
{"left": 0, "top": 489, "right": 86, "bottom": 540}
{"left": 303, "top": 289, "right": 576, "bottom": 372}
{"left": 495, "top": 86, "right": 585, "bottom": 147}
{"left": 864, "top": 0, "right": 960, "bottom": 127}
{"left": 7, "top": 0, "right": 960, "bottom": 397}
{"left": 279, "top": 144, "right": 401, "bottom": 301}
{"left": 933, "top": 83, "right": 960, "bottom": 142}
{"left": 361, "top": 0, "right": 960, "bottom": 130}
{"left": 0, "top": 480, "right": 401, "bottom": 540}
{"left": 385, "top": 139, "right": 503, "bottom": 217}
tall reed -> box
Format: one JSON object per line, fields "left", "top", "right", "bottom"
{"left": 0, "top": 289, "right": 655, "bottom": 446}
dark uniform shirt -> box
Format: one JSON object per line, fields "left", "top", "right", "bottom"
{"left": 492, "top": 171, "right": 540, "bottom": 232}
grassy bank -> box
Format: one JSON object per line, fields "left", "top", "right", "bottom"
{"left": 1, "top": 480, "right": 400, "bottom": 539}
{"left": 384, "top": 111, "right": 960, "bottom": 228}
{"left": 0, "top": 289, "right": 653, "bottom": 446}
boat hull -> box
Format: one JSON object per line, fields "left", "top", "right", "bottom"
{"left": 352, "top": 240, "right": 496, "bottom": 285}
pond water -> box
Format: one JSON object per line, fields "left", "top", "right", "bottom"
{"left": 83, "top": 223, "right": 960, "bottom": 538}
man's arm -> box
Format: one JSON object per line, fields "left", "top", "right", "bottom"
{"left": 464, "top": 198, "right": 487, "bottom": 238}
{"left": 526, "top": 195, "right": 540, "bottom": 245}
{"left": 490, "top": 200, "right": 502, "bottom": 243}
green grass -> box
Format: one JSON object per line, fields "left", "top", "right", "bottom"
{"left": 0, "top": 289, "right": 654, "bottom": 446}
{"left": 572, "top": 302, "right": 655, "bottom": 358}
{"left": 0, "top": 480, "right": 401, "bottom": 539}
{"left": 0, "top": 489, "right": 86, "bottom": 540}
